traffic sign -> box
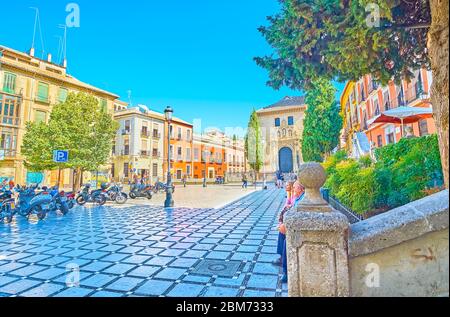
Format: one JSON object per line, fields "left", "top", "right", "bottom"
{"left": 53, "top": 150, "right": 69, "bottom": 163}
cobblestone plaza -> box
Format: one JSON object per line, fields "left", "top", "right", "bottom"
{"left": 0, "top": 187, "right": 288, "bottom": 297}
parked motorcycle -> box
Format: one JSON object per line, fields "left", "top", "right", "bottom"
{"left": 48, "top": 186, "right": 70, "bottom": 216}
{"left": 15, "top": 185, "right": 53, "bottom": 220}
{"left": 129, "top": 183, "right": 153, "bottom": 200}
{"left": 105, "top": 183, "right": 128, "bottom": 204}
{"left": 64, "top": 191, "right": 76, "bottom": 209}
{"left": 152, "top": 182, "right": 175, "bottom": 194}
{"left": 76, "top": 183, "right": 107, "bottom": 206}
{"left": 0, "top": 188, "right": 15, "bottom": 223}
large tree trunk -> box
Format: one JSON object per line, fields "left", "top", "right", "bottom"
{"left": 73, "top": 168, "right": 83, "bottom": 192}
{"left": 428, "top": 0, "right": 449, "bottom": 188}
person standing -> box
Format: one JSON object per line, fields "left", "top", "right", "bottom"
{"left": 182, "top": 174, "right": 187, "bottom": 187}
{"left": 242, "top": 173, "right": 248, "bottom": 189}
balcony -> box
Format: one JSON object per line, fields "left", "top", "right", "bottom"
{"left": 0, "top": 149, "right": 17, "bottom": 159}
{"left": 141, "top": 150, "right": 150, "bottom": 157}
{"left": 0, "top": 116, "right": 20, "bottom": 127}
{"left": 122, "top": 129, "right": 131, "bottom": 136}
{"left": 152, "top": 150, "right": 160, "bottom": 158}
{"left": 152, "top": 132, "right": 161, "bottom": 139}
{"left": 141, "top": 130, "right": 150, "bottom": 138}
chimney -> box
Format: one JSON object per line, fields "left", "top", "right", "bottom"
{"left": 29, "top": 47, "right": 35, "bottom": 57}
{"left": 47, "top": 53, "right": 52, "bottom": 63}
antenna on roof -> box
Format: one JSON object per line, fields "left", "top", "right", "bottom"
{"left": 58, "top": 24, "right": 67, "bottom": 67}
{"left": 127, "top": 90, "right": 133, "bottom": 107}
{"left": 29, "top": 7, "right": 45, "bottom": 59}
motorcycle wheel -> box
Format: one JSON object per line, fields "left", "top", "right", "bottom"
{"left": 146, "top": 192, "right": 152, "bottom": 200}
{"left": 6, "top": 214, "right": 13, "bottom": 223}
{"left": 18, "top": 208, "right": 30, "bottom": 218}
{"left": 76, "top": 195, "right": 87, "bottom": 206}
{"left": 60, "top": 202, "right": 70, "bottom": 215}
{"left": 68, "top": 200, "right": 75, "bottom": 209}
{"left": 115, "top": 194, "right": 127, "bottom": 204}
{"left": 95, "top": 195, "right": 107, "bottom": 206}
{"left": 129, "top": 192, "right": 137, "bottom": 199}
{"left": 34, "top": 206, "right": 47, "bottom": 220}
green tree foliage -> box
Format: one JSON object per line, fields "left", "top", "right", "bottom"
{"left": 301, "top": 78, "right": 342, "bottom": 162}
{"left": 255, "top": 0, "right": 430, "bottom": 89}
{"left": 21, "top": 92, "right": 119, "bottom": 185}
{"left": 323, "top": 135, "right": 443, "bottom": 215}
{"left": 245, "top": 110, "right": 263, "bottom": 173}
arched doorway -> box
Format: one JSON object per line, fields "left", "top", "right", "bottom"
{"left": 279, "top": 147, "right": 293, "bottom": 173}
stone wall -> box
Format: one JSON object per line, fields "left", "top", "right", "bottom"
{"left": 349, "top": 190, "right": 449, "bottom": 297}
{"left": 285, "top": 162, "right": 449, "bottom": 297}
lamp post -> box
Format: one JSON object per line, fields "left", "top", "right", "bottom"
{"left": 164, "top": 106, "right": 174, "bottom": 208}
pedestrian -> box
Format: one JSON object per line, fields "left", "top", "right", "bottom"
{"left": 242, "top": 174, "right": 248, "bottom": 189}
{"left": 182, "top": 174, "right": 187, "bottom": 187}
{"left": 274, "top": 180, "right": 305, "bottom": 283}
{"left": 8, "top": 178, "right": 15, "bottom": 190}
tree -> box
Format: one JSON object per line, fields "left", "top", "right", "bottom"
{"left": 255, "top": 0, "right": 449, "bottom": 188}
{"left": 245, "top": 110, "right": 263, "bottom": 179}
{"left": 21, "top": 92, "right": 119, "bottom": 191}
{"left": 301, "top": 78, "right": 342, "bottom": 162}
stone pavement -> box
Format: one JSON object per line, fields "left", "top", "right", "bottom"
{"left": 0, "top": 187, "right": 287, "bottom": 297}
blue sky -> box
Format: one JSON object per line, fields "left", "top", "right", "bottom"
{"left": 0, "top": 0, "right": 345, "bottom": 135}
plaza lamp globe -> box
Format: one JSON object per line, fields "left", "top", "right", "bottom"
{"left": 164, "top": 106, "right": 174, "bottom": 208}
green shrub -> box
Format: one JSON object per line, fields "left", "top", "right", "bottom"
{"left": 323, "top": 135, "right": 443, "bottom": 215}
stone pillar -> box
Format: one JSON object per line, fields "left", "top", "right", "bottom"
{"left": 285, "top": 162, "right": 350, "bottom": 297}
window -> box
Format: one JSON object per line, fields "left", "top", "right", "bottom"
{"left": 124, "top": 120, "right": 131, "bottom": 133}
{"left": 275, "top": 118, "right": 281, "bottom": 127}
{"left": 153, "top": 128, "right": 159, "bottom": 138}
{"left": 3, "top": 73, "right": 16, "bottom": 94}
{"left": 112, "top": 143, "right": 116, "bottom": 155}
{"left": 177, "top": 127, "right": 182, "bottom": 140}
{"left": 186, "top": 148, "right": 191, "bottom": 161}
{"left": 35, "top": 110, "right": 47, "bottom": 123}
{"left": 177, "top": 146, "right": 182, "bottom": 160}
{"left": 37, "top": 82, "right": 49, "bottom": 102}
{"left": 383, "top": 91, "right": 391, "bottom": 111}
{"left": 124, "top": 163, "right": 129, "bottom": 178}
{"left": 288, "top": 116, "right": 294, "bottom": 126}
{"left": 419, "top": 119, "right": 429, "bottom": 136}
{"left": 152, "top": 148, "right": 158, "bottom": 157}
{"left": 176, "top": 170, "right": 182, "bottom": 180}
{"left": 169, "top": 145, "right": 174, "bottom": 159}
{"left": 186, "top": 129, "right": 191, "bottom": 141}
{"left": 186, "top": 165, "right": 191, "bottom": 176}
{"left": 387, "top": 132, "right": 395, "bottom": 144}
{"left": 194, "top": 148, "right": 200, "bottom": 161}
{"left": 124, "top": 143, "right": 130, "bottom": 155}
{"left": 373, "top": 98, "right": 380, "bottom": 116}
{"left": 152, "top": 163, "right": 158, "bottom": 177}
{"left": 58, "top": 88, "right": 68, "bottom": 103}
{"left": 377, "top": 135, "right": 383, "bottom": 147}
{"left": 100, "top": 98, "right": 107, "bottom": 112}
{"left": 1, "top": 132, "right": 17, "bottom": 156}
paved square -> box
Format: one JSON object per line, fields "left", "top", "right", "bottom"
{"left": 0, "top": 187, "right": 287, "bottom": 297}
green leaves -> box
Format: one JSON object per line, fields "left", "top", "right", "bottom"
{"left": 21, "top": 92, "right": 119, "bottom": 173}
{"left": 323, "top": 135, "right": 443, "bottom": 214}
{"left": 301, "top": 78, "right": 342, "bottom": 162}
{"left": 255, "top": 0, "right": 430, "bottom": 90}
{"left": 245, "top": 110, "right": 263, "bottom": 173}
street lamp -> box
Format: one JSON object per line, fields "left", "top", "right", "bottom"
{"left": 164, "top": 106, "right": 174, "bottom": 208}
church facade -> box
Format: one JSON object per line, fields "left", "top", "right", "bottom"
{"left": 256, "top": 96, "right": 307, "bottom": 175}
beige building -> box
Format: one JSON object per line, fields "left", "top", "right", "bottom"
{"left": 0, "top": 45, "right": 119, "bottom": 185}
{"left": 112, "top": 105, "right": 165, "bottom": 184}
{"left": 256, "top": 96, "right": 307, "bottom": 175}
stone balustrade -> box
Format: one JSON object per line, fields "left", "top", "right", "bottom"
{"left": 285, "top": 162, "right": 449, "bottom": 297}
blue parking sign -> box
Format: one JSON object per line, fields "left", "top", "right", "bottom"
{"left": 53, "top": 150, "right": 69, "bottom": 163}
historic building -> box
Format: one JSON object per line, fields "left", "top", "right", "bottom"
{"left": 192, "top": 130, "right": 227, "bottom": 180}
{"left": 225, "top": 136, "right": 246, "bottom": 177}
{"left": 340, "top": 69, "right": 436, "bottom": 158}
{"left": 112, "top": 105, "right": 165, "bottom": 184}
{"left": 164, "top": 116, "right": 194, "bottom": 181}
{"left": 256, "top": 96, "right": 307, "bottom": 174}
{"left": 0, "top": 45, "right": 119, "bottom": 185}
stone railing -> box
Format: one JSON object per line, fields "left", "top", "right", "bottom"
{"left": 285, "top": 162, "right": 449, "bottom": 297}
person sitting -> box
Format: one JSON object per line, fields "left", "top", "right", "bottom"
{"left": 273, "top": 180, "right": 305, "bottom": 283}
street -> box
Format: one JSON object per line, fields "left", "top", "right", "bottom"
{"left": 0, "top": 186, "right": 288, "bottom": 297}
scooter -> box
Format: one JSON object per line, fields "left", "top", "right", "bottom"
{"left": 76, "top": 183, "right": 107, "bottom": 206}
{"left": 129, "top": 183, "right": 153, "bottom": 200}
{"left": 105, "top": 183, "right": 128, "bottom": 204}
{"left": 15, "top": 185, "right": 54, "bottom": 220}
{"left": 0, "top": 188, "right": 15, "bottom": 224}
